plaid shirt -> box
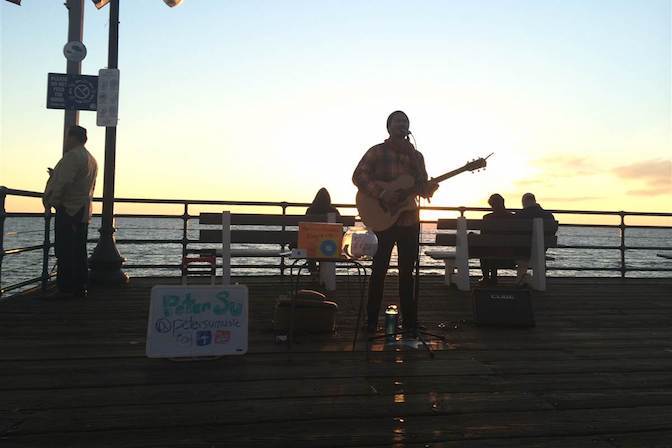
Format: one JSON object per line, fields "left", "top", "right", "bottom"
{"left": 353, "top": 141, "right": 429, "bottom": 226}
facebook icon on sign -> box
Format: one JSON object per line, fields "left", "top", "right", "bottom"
{"left": 196, "top": 331, "right": 212, "bottom": 346}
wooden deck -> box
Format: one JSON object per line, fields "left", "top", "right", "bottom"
{"left": 1, "top": 276, "right": 672, "bottom": 447}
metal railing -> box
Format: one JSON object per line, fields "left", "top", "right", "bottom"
{"left": 1, "top": 186, "right": 671, "bottom": 297}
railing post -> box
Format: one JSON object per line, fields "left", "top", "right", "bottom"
{"left": 41, "top": 210, "right": 52, "bottom": 291}
{"left": 459, "top": 206, "right": 466, "bottom": 217}
{"left": 619, "top": 211, "right": 626, "bottom": 278}
{"left": 0, "top": 187, "right": 6, "bottom": 298}
{"left": 181, "top": 202, "right": 189, "bottom": 278}
{"left": 280, "top": 202, "right": 288, "bottom": 276}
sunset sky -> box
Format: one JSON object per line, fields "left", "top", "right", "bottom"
{"left": 1, "top": 1, "right": 670, "bottom": 221}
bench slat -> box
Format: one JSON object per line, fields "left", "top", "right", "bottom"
{"left": 470, "top": 234, "right": 557, "bottom": 248}
{"left": 436, "top": 219, "right": 483, "bottom": 230}
{"left": 186, "top": 248, "right": 284, "bottom": 257}
{"left": 437, "top": 218, "right": 558, "bottom": 233}
{"left": 434, "top": 233, "right": 557, "bottom": 249}
{"left": 424, "top": 249, "right": 456, "bottom": 260}
{"left": 435, "top": 234, "right": 457, "bottom": 246}
{"left": 199, "top": 213, "right": 355, "bottom": 226}
{"left": 200, "top": 229, "right": 298, "bottom": 245}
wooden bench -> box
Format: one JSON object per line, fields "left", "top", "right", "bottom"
{"left": 187, "top": 211, "right": 356, "bottom": 287}
{"left": 426, "top": 217, "right": 558, "bottom": 291}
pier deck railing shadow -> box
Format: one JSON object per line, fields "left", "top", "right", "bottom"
{"left": 1, "top": 186, "right": 671, "bottom": 297}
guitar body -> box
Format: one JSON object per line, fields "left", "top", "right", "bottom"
{"left": 355, "top": 154, "right": 491, "bottom": 232}
{"left": 356, "top": 174, "right": 418, "bottom": 232}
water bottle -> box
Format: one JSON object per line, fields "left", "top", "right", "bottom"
{"left": 385, "top": 304, "right": 399, "bottom": 342}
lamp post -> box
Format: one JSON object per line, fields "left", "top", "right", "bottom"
{"left": 88, "top": 0, "right": 184, "bottom": 285}
{"left": 88, "top": 0, "right": 126, "bottom": 284}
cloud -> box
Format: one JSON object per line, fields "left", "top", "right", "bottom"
{"left": 627, "top": 187, "right": 671, "bottom": 197}
{"left": 613, "top": 159, "right": 671, "bottom": 194}
{"left": 542, "top": 196, "right": 604, "bottom": 203}
{"left": 514, "top": 178, "right": 549, "bottom": 187}
{"left": 534, "top": 154, "right": 600, "bottom": 176}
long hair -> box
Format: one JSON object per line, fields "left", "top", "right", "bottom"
{"left": 307, "top": 188, "right": 337, "bottom": 215}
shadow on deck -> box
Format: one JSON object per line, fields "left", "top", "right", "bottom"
{"left": 1, "top": 276, "right": 671, "bottom": 447}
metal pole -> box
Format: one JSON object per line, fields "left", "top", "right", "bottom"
{"left": 0, "top": 187, "right": 6, "bottom": 298}
{"left": 63, "top": 0, "right": 84, "bottom": 153}
{"left": 619, "top": 211, "right": 626, "bottom": 278}
{"left": 280, "top": 202, "right": 288, "bottom": 276}
{"left": 181, "top": 203, "right": 188, "bottom": 278}
{"left": 41, "top": 212, "right": 52, "bottom": 291}
{"left": 89, "top": 0, "right": 128, "bottom": 285}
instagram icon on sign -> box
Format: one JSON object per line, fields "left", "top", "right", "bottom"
{"left": 215, "top": 331, "right": 231, "bottom": 344}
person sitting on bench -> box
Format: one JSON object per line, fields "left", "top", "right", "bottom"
{"left": 306, "top": 187, "right": 341, "bottom": 219}
{"left": 478, "top": 193, "right": 514, "bottom": 286}
{"left": 514, "top": 193, "right": 558, "bottom": 286}
{"left": 304, "top": 188, "right": 341, "bottom": 277}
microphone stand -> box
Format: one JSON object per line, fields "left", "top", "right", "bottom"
{"left": 366, "top": 221, "right": 445, "bottom": 359}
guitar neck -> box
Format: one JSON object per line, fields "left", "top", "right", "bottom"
{"left": 431, "top": 165, "right": 471, "bottom": 184}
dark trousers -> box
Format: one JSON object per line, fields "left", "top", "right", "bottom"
{"left": 367, "top": 224, "right": 419, "bottom": 329}
{"left": 480, "top": 259, "right": 498, "bottom": 280}
{"left": 55, "top": 207, "right": 89, "bottom": 293}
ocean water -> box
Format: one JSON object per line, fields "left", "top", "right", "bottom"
{"left": 2, "top": 217, "right": 672, "bottom": 292}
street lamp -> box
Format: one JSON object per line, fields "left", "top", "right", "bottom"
{"left": 88, "top": 0, "right": 184, "bottom": 285}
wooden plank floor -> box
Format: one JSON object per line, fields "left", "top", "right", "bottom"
{"left": 1, "top": 276, "right": 671, "bottom": 447}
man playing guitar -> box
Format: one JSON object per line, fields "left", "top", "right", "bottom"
{"left": 352, "top": 110, "right": 438, "bottom": 334}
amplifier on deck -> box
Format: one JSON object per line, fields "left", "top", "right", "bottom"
{"left": 472, "top": 288, "right": 535, "bottom": 327}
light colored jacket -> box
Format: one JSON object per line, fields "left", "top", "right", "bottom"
{"left": 43, "top": 145, "right": 98, "bottom": 222}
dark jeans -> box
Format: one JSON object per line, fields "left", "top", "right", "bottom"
{"left": 368, "top": 224, "right": 419, "bottom": 329}
{"left": 480, "top": 258, "right": 516, "bottom": 280}
{"left": 55, "top": 207, "right": 89, "bottom": 293}
{"left": 480, "top": 259, "right": 498, "bottom": 280}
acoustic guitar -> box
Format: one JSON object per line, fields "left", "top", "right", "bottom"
{"left": 356, "top": 155, "right": 491, "bottom": 231}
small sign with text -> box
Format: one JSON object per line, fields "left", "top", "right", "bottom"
{"left": 96, "top": 68, "right": 120, "bottom": 127}
{"left": 146, "top": 285, "right": 248, "bottom": 358}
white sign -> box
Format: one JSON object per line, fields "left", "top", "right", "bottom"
{"left": 63, "top": 41, "right": 87, "bottom": 62}
{"left": 146, "top": 285, "right": 249, "bottom": 358}
{"left": 96, "top": 68, "right": 120, "bottom": 127}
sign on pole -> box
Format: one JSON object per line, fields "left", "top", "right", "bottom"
{"left": 46, "top": 73, "right": 98, "bottom": 111}
{"left": 63, "top": 41, "right": 87, "bottom": 62}
{"left": 96, "top": 69, "right": 120, "bottom": 127}
{"left": 146, "top": 285, "right": 249, "bottom": 358}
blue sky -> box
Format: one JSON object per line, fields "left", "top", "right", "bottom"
{"left": 1, "top": 0, "right": 670, "bottom": 216}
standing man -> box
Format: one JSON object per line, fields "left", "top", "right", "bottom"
{"left": 353, "top": 111, "right": 437, "bottom": 333}
{"left": 44, "top": 126, "right": 98, "bottom": 297}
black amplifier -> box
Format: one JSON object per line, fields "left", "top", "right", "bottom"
{"left": 472, "top": 288, "right": 535, "bottom": 327}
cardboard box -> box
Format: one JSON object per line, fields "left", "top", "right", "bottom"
{"left": 297, "top": 222, "right": 343, "bottom": 259}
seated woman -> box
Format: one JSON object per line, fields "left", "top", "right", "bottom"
{"left": 479, "top": 194, "right": 515, "bottom": 285}
{"left": 303, "top": 188, "right": 341, "bottom": 279}
{"left": 306, "top": 187, "right": 341, "bottom": 219}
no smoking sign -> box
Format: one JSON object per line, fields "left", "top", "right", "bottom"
{"left": 70, "top": 79, "right": 96, "bottom": 104}
{"left": 46, "top": 73, "right": 98, "bottom": 111}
